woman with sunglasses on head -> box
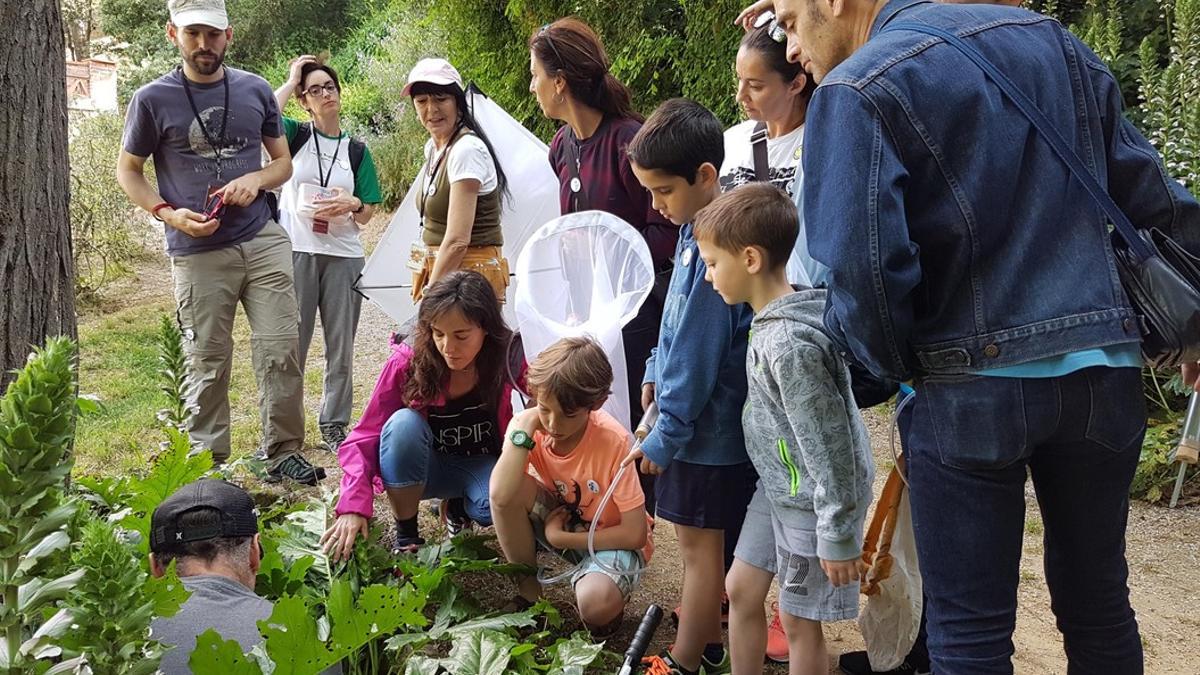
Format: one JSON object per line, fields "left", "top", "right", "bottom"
{"left": 719, "top": 16, "right": 823, "bottom": 289}
{"left": 274, "top": 56, "right": 383, "bottom": 455}
{"left": 403, "top": 58, "right": 511, "bottom": 304}
{"left": 528, "top": 18, "right": 677, "bottom": 513}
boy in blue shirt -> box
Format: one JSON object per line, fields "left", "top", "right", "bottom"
{"left": 625, "top": 98, "right": 757, "bottom": 675}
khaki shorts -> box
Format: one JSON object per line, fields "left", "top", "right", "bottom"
{"left": 529, "top": 487, "right": 644, "bottom": 599}
{"left": 410, "top": 244, "right": 509, "bottom": 302}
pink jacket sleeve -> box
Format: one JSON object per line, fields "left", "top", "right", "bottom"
{"left": 336, "top": 342, "right": 414, "bottom": 518}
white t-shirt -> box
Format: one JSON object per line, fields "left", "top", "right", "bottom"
{"left": 719, "top": 119, "right": 804, "bottom": 196}
{"left": 718, "top": 120, "right": 828, "bottom": 287}
{"left": 421, "top": 134, "right": 498, "bottom": 195}
{"left": 279, "top": 129, "right": 363, "bottom": 257}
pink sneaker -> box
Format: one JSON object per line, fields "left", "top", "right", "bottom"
{"left": 765, "top": 602, "right": 789, "bottom": 664}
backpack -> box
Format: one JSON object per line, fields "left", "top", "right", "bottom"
{"left": 288, "top": 122, "right": 367, "bottom": 176}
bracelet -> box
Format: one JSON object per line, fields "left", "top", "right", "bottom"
{"left": 151, "top": 202, "right": 173, "bottom": 222}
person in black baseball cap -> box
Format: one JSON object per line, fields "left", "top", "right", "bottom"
{"left": 148, "top": 479, "right": 269, "bottom": 673}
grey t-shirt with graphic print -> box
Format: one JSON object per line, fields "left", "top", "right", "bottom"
{"left": 122, "top": 67, "right": 282, "bottom": 256}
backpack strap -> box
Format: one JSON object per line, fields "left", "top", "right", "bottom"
{"left": 288, "top": 122, "right": 312, "bottom": 157}
{"left": 751, "top": 121, "right": 770, "bottom": 182}
{"left": 349, "top": 137, "right": 365, "bottom": 176}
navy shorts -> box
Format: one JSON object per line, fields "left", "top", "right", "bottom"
{"left": 654, "top": 459, "right": 757, "bottom": 530}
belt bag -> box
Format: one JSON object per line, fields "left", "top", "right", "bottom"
{"left": 886, "top": 22, "right": 1200, "bottom": 368}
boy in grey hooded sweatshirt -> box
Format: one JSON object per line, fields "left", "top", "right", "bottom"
{"left": 693, "top": 183, "right": 874, "bottom": 675}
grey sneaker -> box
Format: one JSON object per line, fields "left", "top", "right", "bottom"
{"left": 265, "top": 453, "right": 326, "bottom": 486}
{"left": 319, "top": 423, "right": 348, "bottom": 453}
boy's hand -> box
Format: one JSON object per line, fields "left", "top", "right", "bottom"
{"left": 821, "top": 557, "right": 865, "bottom": 587}
{"left": 734, "top": 0, "right": 775, "bottom": 30}
{"left": 543, "top": 506, "right": 572, "bottom": 549}
{"left": 640, "top": 382, "right": 655, "bottom": 412}
{"left": 510, "top": 408, "right": 543, "bottom": 435}
{"left": 621, "top": 447, "right": 665, "bottom": 475}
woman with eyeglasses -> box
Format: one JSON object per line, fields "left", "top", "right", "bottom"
{"left": 274, "top": 56, "right": 383, "bottom": 454}
{"left": 403, "top": 58, "right": 511, "bottom": 304}
{"left": 719, "top": 17, "right": 822, "bottom": 288}
{"left": 528, "top": 18, "right": 677, "bottom": 513}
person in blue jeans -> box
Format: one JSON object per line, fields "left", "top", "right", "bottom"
{"left": 745, "top": 0, "right": 1200, "bottom": 673}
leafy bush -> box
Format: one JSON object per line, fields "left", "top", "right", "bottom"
{"left": 69, "top": 112, "right": 149, "bottom": 300}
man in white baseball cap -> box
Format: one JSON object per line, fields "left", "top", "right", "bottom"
{"left": 168, "top": 0, "right": 229, "bottom": 30}
{"left": 116, "top": 0, "right": 325, "bottom": 485}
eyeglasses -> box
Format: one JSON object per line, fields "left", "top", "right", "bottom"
{"left": 302, "top": 82, "right": 339, "bottom": 98}
{"left": 538, "top": 23, "right": 567, "bottom": 72}
{"left": 754, "top": 11, "right": 787, "bottom": 44}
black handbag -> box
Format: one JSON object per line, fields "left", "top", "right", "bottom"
{"left": 887, "top": 21, "right": 1200, "bottom": 368}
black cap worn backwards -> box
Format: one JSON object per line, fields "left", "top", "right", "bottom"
{"left": 149, "top": 479, "right": 259, "bottom": 553}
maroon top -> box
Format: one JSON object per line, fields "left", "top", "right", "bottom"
{"left": 548, "top": 116, "right": 679, "bottom": 270}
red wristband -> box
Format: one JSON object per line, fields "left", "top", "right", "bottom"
{"left": 151, "top": 202, "right": 173, "bottom": 221}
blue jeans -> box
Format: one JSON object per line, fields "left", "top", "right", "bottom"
{"left": 907, "top": 367, "right": 1145, "bottom": 675}
{"left": 378, "top": 409, "right": 496, "bottom": 525}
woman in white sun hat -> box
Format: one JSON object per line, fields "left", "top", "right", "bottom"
{"left": 403, "top": 58, "right": 511, "bottom": 303}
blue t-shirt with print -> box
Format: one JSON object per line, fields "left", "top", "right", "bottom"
{"left": 122, "top": 67, "right": 283, "bottom": 256}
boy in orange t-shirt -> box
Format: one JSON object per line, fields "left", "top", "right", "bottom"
{"left": 489, "top": 336, "right": 653, "bottom": 635}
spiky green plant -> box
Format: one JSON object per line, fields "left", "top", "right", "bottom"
{"left": 1140, "top": 0, "right": 1200, "bottom": 190}
{"left": 0, "top": 338, "right": 85, "bottom": 672}
{"left": 156, "top": 314, "right": 194, "bottom": 433}
{"left": 57, "top": 519, "right": 188, "bottom": 674}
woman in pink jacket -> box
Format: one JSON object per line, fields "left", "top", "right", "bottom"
{"left": 321, "top": 271, "right": 524, "bottom": 558}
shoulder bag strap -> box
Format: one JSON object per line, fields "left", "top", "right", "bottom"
{"left": 751, "top": 121, "right": 770, "bottom": 182}
{"left": 884, "top": 21, "right": 1153, "bottom": 262}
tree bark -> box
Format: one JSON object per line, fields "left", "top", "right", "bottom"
{"left": 0, "top": 1, "right": 76, "bottom": 390}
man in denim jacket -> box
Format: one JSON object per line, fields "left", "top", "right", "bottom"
{"left": 758, "top": 0, "right": 1200, "bottom": 673}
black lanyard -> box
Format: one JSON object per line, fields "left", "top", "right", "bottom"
{"left": 180, "top": 67, "right": 230, "bottom": 182}
{"left": 311, "top": 127, "right": 343, "bottom": 188}
{"left": 417, "top": 128, "right": 464, "bottom": 223}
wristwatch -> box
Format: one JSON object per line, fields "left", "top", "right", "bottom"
{"left": 509, "top": 429, "right": 535, "bottom": 450}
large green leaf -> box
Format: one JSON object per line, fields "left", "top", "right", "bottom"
{"left": 443, "top": 607, "right": 539, "bottom": 637}
{"left": 440, "top": 629, "right": 514, "bottom": 675}
{"left": 548, "top": 635, "right": 606, "bottom": 675}
{"left": 188, "top": 629, "right": 264, "bottom": 674}
{"left": 145, "top": 560, "right": 190, "bottom": 618}
{"left": 14, "top": 530, "right": 69, "bottom": 576}
{"left": 326, "top": 579, "right": 427, "bottom": 650}
{"left": 258, "top": 595, "right": 340, "bottom": 673}
{"left": 401, "top": 655, "right": 442, "bottom": 675}
{"left": 17, "top": 569, "right": 85, "bottom": 613}
{"left": 126, "top": 428, "right": 213, "bottom": 524}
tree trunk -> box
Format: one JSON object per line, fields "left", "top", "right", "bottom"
{"left": 0, "top": 1, "right": 76, "bottom": 390}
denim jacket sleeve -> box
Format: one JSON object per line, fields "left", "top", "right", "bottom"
{"left": 639, "top": 272, "right": 738, "bottom": 470}
{"left": 1086, "top": 60, "right": 1200, "bottom": 256}
{"left": 804, "top": 84, "right": 922, "bottom": 382}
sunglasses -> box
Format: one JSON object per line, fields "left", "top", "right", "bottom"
{"left": 754, "top": 11, "right": 787, "bottom": 44}
{"left": 538, "top": 23, "right": 567, "bottom": 72}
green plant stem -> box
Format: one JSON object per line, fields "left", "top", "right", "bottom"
{"left": 5, "top": 554, "right": 20, "bottom": 667}
{"left": 1150, "top": 368, "right": 1172, "bottom": 412}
